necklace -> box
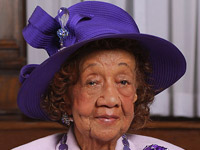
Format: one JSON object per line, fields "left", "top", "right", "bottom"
{"left": 58, "top": 133, "right": 168, "bottom": 150}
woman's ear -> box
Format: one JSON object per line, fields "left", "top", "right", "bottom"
{"left": 133, "top": 93, "right": 137, "bottom": 103}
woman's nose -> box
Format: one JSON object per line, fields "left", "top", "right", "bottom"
{"left": 96, "top": 82, "right": 120, "bottom": 108}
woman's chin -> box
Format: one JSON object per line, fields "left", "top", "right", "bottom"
{"left": 91, "top": 129, "right": 121, "bottom": 142}
{"left": 89, "top": 121, "right": 124, "bottom": 142}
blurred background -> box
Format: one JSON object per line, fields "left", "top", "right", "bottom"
{"left": 0, "top": 0, "right": 199, "bottom": 149}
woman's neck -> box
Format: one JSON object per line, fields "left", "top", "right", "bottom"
{"left": 73, "top": 126, "right": 118, "bottom": 150}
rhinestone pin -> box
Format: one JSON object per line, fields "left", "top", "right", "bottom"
{"left": 57, "top": 7, "right": 69, "bottom": 47}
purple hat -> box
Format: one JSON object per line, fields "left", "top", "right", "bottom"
{"left": 18, "top": 1, "right": 186, "bottom": 120}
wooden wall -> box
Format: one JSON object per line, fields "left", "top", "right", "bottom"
{"left": 0, "top": 0, "right": 26, "bottom": 112}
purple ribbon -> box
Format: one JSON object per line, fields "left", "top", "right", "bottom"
{"left": 19, "top": 64, "right": 39, "bottom": 84}
{"left": 23, "top": 6, "right": 60, "bottom": 56}
{"left": 23, "top": 6, "right": 93, "bottom": 56}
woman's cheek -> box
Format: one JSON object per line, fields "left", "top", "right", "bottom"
{"left": 122, "top": 97, "right": 135, "bottom": 114}
{"left": 118, "top": 85, "right": 136, "bottom": 98}
{"left": 118, "top": 87, "right": 136, "bottom": 115}
{"left": 72, "top": 87, "right": 97, "bottom": 116}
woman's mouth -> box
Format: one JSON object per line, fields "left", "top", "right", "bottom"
{"left": 95, "top": 115, "right": 119, "bottom": 124}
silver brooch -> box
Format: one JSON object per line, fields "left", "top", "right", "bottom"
{"left": 57, "top": 7, "right": 69, "bottom": 48}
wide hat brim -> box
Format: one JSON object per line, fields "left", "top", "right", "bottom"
{"left": 18, "top": 1, "right": 186, "bottom": 120}
{"left": 18, "top": 33, "right": 186, "bottom": 120}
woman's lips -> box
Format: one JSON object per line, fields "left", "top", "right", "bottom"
{"left": 95, "top": 115, "right": 119, "bottom": 124}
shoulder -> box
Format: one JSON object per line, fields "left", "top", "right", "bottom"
{"left": 127, "top": 134, "right": 184, "bottom": 150}
{"left": 11, "top": 133, "right": 63, "bottom": 150}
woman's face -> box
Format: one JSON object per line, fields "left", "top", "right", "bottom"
{"left": 69, "top": 49, "right": 138, "bottom": 142}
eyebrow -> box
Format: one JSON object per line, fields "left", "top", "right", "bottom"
{"left": 118, "top": 62, "right": 133, "bottom": 71}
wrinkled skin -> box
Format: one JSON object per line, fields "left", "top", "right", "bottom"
{"left": 66, "top": 49, "right": 138, "bottom": 150}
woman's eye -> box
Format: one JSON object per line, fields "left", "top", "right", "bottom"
{"left": 87, "top": 81, "right": 97, "bottom": 86}
{"left": 120, "top": 80, "right": 129, "bottom": 85}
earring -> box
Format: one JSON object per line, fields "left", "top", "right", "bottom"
{"left": 61, "top": 113, "right": 73, "bottom": 126}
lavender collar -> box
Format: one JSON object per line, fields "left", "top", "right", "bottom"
{"left": 58, "top": 133, "right": 168, "bottom": 150}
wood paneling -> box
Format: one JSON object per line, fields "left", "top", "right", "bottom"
{"left": 0, "top": 0, "right": 26, "bottom": 68}
{"left": 0, "top": 40, "right": 26, "bottom": 69}
{"left": 0, "top": 71, "right": 20, "bottom": 110}
{"left": 0, "top": 121, "right": 199, "bottom": 150}
{"left": 0, "top": 0, "right": 26, "bottom": 112}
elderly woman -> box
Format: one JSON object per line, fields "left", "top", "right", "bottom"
{"left": 13, "top": 1, "right": 186, "bottom": 150}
